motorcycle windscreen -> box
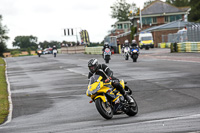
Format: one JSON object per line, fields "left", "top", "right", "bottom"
{"left": 88, "top": 74, "right": 102, "bottom": 85}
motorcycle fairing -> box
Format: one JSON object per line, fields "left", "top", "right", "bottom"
{"left": 94, "top": 95, "right": 107, "bottom": 103}
{"left": 87, "top": 75, "right": 124, "bottom": 104}
{"left": 124, "top": 47, "right": 130, "bottom": 53}
{"left": 131, "top": 48, "right": 139, "bottom": 52}
{"left": 112, "top": 91, "right": 122, "bottom": 102}
{"left": 104, "top": 48, "right": 111, "bottom": 55}
{"left": 87, "top": 76, "right": 104, "bottom": 96}
{"left": 120, "top": 80, "right": 125, "bottom": 89}
{"left": 87, "top": 82, "right": 103, "bottom": 96}
{"left": 105, "top": 48, "right": 111, "bottom": 53}
{"left": 37, "top": 50, "right": 42, "bottom": 54}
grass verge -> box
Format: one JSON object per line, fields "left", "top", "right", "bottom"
{"left": 0, "top": 57, "right": 9, "bottom": 124}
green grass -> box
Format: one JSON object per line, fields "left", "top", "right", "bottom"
{"left": 0, "top": 57, "right": 9, "bottom": 124}
{"left": 18, "top": 54, "right": 33, "bottom": 57}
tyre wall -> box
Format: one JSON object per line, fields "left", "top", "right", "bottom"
{"left": 158, "top": 42, "right": 200, "bottom": 53}
{"left": 85, "top": 46, "right": 103, "bottom": 54}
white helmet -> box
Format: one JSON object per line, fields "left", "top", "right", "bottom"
{"left": 132, "top": 40, "right": 136, "bottom": 44}
{"left": 125, "top": 40, "right": 129, "bottom": 43}
{"left": 104, "top": 42, "right": 109, "bottom": 45}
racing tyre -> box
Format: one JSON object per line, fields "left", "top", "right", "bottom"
{"left": 95, "top": 98, "right": 113, "bottom": 119}
{"left": 133, "top": 58, "right": 137, "bottom": 62}
{"left": 105, "top": 59, "right": 109, "bottom": 63}
{"left": 145, "top": 47, "right": 149, "bottom": 50}
{"left": 125, "top": 55, "right": 129, "bottom": 60}
{"left": 125, "top": 96, "right": 138, "bottom": 116}
{"left": 133, "top": 55, "right": 138, "bottom": 62}
{"left": 150, "top": 45, "right": 154, "bottom": 48}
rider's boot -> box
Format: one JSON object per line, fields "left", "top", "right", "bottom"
{"left": 113, "top": 82, "right": 134, "bottom": 104}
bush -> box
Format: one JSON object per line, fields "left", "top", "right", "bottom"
{"left": 0, "top": 43, "right": 7, "bottom": 57}
{"left": 10, "top": 50, "right": 21, "bottom": 56}
{"left": 88, "top": 43, "right": 104, "bottom": 47}
{"left": 27, "top": 48, "right": 31, "bottom": 55}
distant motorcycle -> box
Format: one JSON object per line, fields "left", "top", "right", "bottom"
{"left": 53, "top": 49, "right": 57, "bottom": 57}
{"left": 103, "top": 48, "right": 111, "bottom": 63}
{"left": 123, "top": 46, "right": 130, "bottom": 60}
{"left": 130, "top": 47, "right": 139, "bottom": 62}
{"left": 37, "top": 50, "right": 42, "bottom": 57}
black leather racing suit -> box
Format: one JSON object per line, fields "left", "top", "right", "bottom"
{"left": 52, "top": 47, "right": 57, "bottom": 50}
{"left": 131, "top": 43, "right": 139, "bottom": 50}
{"left": 88, "top": 64, "right": 126, "bottom": 96}
{"left": 102, "top": 45, "right": 110, "bottom": 52}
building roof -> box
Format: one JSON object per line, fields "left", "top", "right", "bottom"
{"left": 142, "top": 0, "right": 190, "bottom": 15}
{"left": 141, "top": 21, "right": 193, "bottom": 33}
{"left": 115, "top": 21, "right": 131, "bottom": 24}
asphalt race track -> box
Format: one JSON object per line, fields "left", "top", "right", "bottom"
{"left": 1, "top": 48, "right": 200, "bottom": 133}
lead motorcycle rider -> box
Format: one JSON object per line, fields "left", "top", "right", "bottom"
{"left": 88, "top": 58, "right": 134, "bottom": 104}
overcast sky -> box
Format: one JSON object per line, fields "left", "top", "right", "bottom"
{"left": 0, "top": 0, "right": 164, "bottom": 48}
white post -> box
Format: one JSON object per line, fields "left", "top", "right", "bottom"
{"left": 140, "top": 8, "right": 142, "bottom": 30}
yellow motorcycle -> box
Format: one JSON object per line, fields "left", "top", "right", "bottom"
{"left": 86, "top": 74, "right": 138, "bottom": 119}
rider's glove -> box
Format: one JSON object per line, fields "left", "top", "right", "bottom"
{"left": 105, "top": 77, "right": 112, "bottom": 83}
{"left": 105, "top": 78, "right": 110, "bottom": 83}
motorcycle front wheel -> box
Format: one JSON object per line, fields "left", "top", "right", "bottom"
{"left": 132, "top": 55, "right": 138, "bottom": 62}
{"left": 145, "top": 46, "right": 149, "bottom": 50}
{"left": 133, "top": 58, "right": 137, "bottom": 62}
{"left": 95, "top": 98, "right": 113, "bottom": 119}
{"left": 105, "top": 59, "right": 109, "bottom": 63}
{"left": 125, "top": 55, "right": 129, "bottom": 60}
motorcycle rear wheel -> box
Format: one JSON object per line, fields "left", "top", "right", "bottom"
{"left": 95, "top": 98, "right": 113, "bottom": 119}
{"left": 125, "top": 96, "right": 138, "bottom": 116}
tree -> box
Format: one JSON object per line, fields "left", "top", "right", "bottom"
{"left": 130, "top": 26, "right": 137, "bottom": 41}
{"left": 12, "top": 35, "right": 38, "bottom": 50}
{"left": 38, "top": 41, "right": 49, "bottom": 49}
{"left": 144, "top": 0, "right": 154, "bottom": 8}
{"left": 165, "top": 0, "right": 200, "bottom": 22}
{"left": 0, "top": 15, "right": 9, "bottom": 57}
{"left": 188, "top": 0, "right": 200, "bottom": 22}
{"left": 0, "top": 43, "right": 7, "bottom": 57}
{"left": 166, "top": 0, "right": 190, "bottom": 7}
{"left": 110, "top": 0, "right": 137, "bottom": 21}
{"left": 39, "top": 41, "right": 61, "bottom": 49}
